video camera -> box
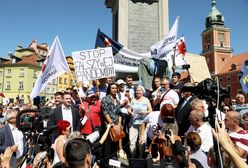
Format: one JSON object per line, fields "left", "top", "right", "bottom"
{"left": 181, "top": 78, "right": 230, "bottom": 103}
{"left": 16, "top": 108, "right": 53, "bottom": 151}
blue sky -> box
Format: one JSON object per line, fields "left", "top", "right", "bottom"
{"left": 0, "top": 0, "right": 247, "bottom": 58}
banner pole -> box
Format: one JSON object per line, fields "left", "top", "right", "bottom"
{"left": 68, "top": 69, "right": 83, "bottom": 105}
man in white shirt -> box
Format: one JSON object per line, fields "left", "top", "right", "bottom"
{"left": 152, "top": 77, "right": 179, "bottom": 109}
{"left": 48, "top": 92, "right": 81, "bottom": 143}
{"left": 0, "top": 109, "right": 26, "bottom": 167}
{"left": 187, "top": 110, "right": 213, "bottom": 153}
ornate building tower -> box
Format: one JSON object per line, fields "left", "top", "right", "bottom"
{"left": 201, "top": 0, "right": 233, "bottom": 76}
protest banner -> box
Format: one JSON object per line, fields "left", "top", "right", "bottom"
{"left": 72, "top": 47, "right": 115, "bottom": 81}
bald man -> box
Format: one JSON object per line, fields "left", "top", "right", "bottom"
{"left": 187, "top": 110, "right": 213, "bottom": 153}
{"left": 225, "top": 111, "right": 248, "bottom": 159}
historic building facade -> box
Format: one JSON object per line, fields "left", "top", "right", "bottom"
{"left": 201, "top": 0, "right": 248, "bottom": 99}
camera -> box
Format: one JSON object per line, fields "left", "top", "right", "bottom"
{"left": 16, "top": 108, "right": 52, "bottom": 152}
{"left": 181, "top": 78, "right": 230, "bottom": 103}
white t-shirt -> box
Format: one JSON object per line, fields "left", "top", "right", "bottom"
{"left": 143, "top": 111, "right": 163, "bottom": 140}
{"left": 187, "top": 122, "right": 213, "bottom": 153}
{"left": 160, "top": 89, "right": 179, "bottom": 109}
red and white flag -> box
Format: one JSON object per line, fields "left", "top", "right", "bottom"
{"left": 163, "top": 37, "right": 187, "bottom": 69}
{"left": 30, "top": 37, "right": 69, "bottom": 99}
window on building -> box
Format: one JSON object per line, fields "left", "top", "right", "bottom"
{"left": 238, "top": 89, "right": 243, "bottom": 94}
{"left": 52, "top": 88, "right": 56, "bottom": 94}
{"left": 238, "top": 74, "right": 242, "bottom": 80}
{"left": 46, "top": 87, "right": 50, "bottom": 93}
{"left": 33, "top": 82, "right": 35, "bottom": 87}
{"left": 218, "top": 33, "right": 224, "bottom": 47}
{"left": 227, "top": 76, "right": 231, "bottom": 81}
{"left": 0, "top": 83, "right": 2, "bottom": 90}
{"left": 0, "top": 71, "right": 2, "bottom": 77}
{"left": 52, "top": 79, "right": 57, "bottom": 85}
{"left": 227, "top": 85, "right": 231, "bottom": 93}
{"left": 19, "top": 69, "right": 24, "bottom": 77}
{"left": 19, "top": 82, "right": 24, "bottom": 90}
{"left": 59, "top": 78, "right": 63, "bottom": 84}
{"left": 33, "top": 70, "right": 38, "bottom": 78}
{"left": 6, "top": 81, "right": 11, "bottom": 90}
{"left": 205, "top": 34, "right": 211, "bottom": 49}
{"left": 219, "top": 77, "right": 223, "bottom": 82}
{"left": 6, "top": 69, "right": 12, "bottom": 77}
{"left": 64, "top": 78, "right": 67, "bottom": 85}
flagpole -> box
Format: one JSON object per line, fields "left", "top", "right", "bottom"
{"left": 68, "top": 68, "right": 84, "bottom": 105}
{"left": 172, "top": 45, "right": 177, "bottom": 74}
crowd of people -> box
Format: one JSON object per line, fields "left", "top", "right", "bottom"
{"left": 1, "top": 73, "right": 248, "bottom": 168}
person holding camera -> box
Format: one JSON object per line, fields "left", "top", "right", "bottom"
{"left": 140, "top": 103, "right": 174, "bottom": 152}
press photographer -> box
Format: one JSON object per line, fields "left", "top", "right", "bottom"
{"left": 147, "top": 103, "right": 188, "bottom": 168}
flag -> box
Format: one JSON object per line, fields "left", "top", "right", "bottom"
{"left": 163, "top": 37, "right": 187, "bottom": 70}
{"left": 0, "top": 92, "right": 4, "bottom": 97}
{"left": 95, "top": 29, "right": 150, "bottom": 73}
{"left": 240, "top": 60, "right": 248, "bottom": 94}
{"left": 95, "top": 29, "right": 123, "bottom": 54}
{"left": 174, "top": 37, "right": 187, "bottom": 66}
{"left": 30, "top": 36, "right": 69, "bottom": 99}
{"left": 177, "top": 37, "right": 186, "bottom": 56}
{"left": 151, "top": 16, "right": 179, "bottom": 59}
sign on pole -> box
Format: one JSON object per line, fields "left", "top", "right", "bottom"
{"left": 72, "top": 47, "right": 115, "bottom": 81}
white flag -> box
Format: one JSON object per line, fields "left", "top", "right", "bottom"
{"left": 151, "top": 16, "right": 179, "bottom": 59}
{"left": 30, "top": 36, "right": 69, "bottom": 99}
{"left": 164, "top": 37, "right": 187, "bottom": 70}
{"left": 174, "top": 37, "right": 187, "bottom": 66}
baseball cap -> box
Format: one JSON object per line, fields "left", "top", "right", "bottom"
{"left": 116, "top": 79, "right": 126, "bottom": 85}
{"left": 86, "top": 90, "right": 95, "bottom": 98}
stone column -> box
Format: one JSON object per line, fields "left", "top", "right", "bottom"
{"left": 105, "top": 0, "right": 169, "bottom": 53}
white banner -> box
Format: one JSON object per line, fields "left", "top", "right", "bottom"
{"left": 72, "top": 47, "right": 115, "bottom": 81}
{"left": 151, "top": 16, "right": 179, "bottom": 59}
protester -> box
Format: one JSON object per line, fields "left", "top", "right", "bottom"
{"left": 175, "top": 82, "right": 196, "bottom": 136}
{"left": 224, "top": 111, "right": 248, "bottom": 159}
{"left": 187, "top": 110, "right": 213, "bottom": 153}
{"left": 128, "top": 85, "right": 152, "bottom": 157}
{"left": 48, "top": 91, "right": 81, "bottom": 143}
{"left": 232, "top": 93, "right": 248, "bottom": 117}
{"left": 212, "top": 120, "right": 248, "bottom": 168}
{"left": 52, "top": 120, "right": 71, "bottom": 166}
{"left": 125, "top": 75, "right": 135, "bottom": 98}
{"left": 0, "top": 147, "right": 13, "bottom": 168}
{"left": 101, "top": 83, "right": 127, "bottom": 160}
{"left": 170, "top": 72, "right": 184, "bottom": 96}
{"left": 92, "top": 78, "right": 108, "bottom": 100}
{"left": 54, "top": 92, "right": 63, "bottom": 108}
{"left": 152, "top": 77, "right": 179, "bottom": 109}
{"left": 80, "top": 90, "right": 102, "bottom": 136}
{"left": 185, "top": 132, "right": 209, "bottom": 168}
{"left": 0, "top": 108, "right": 27, "bottom": 168}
